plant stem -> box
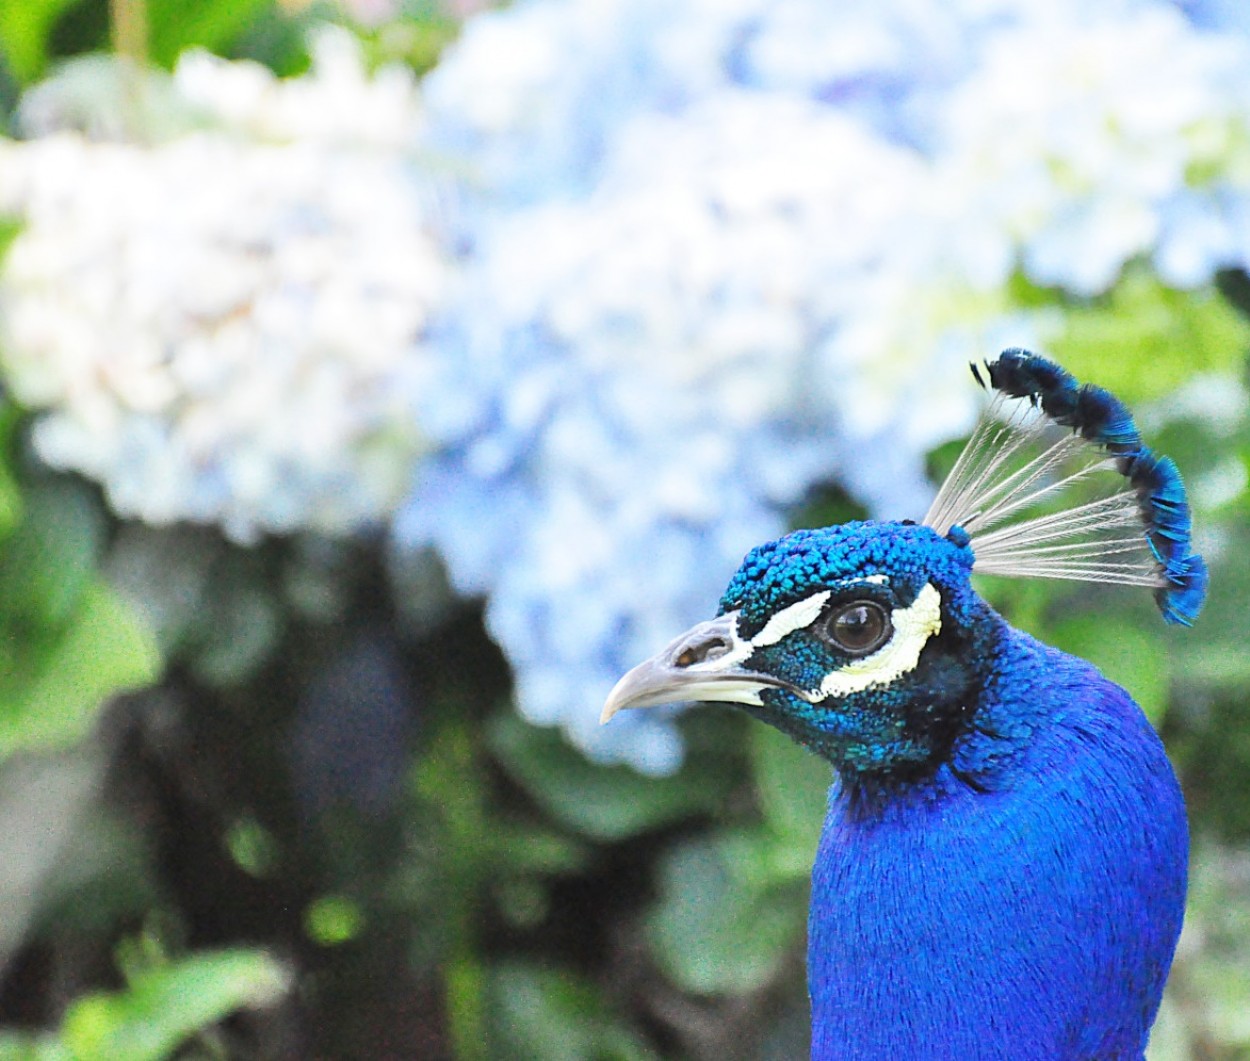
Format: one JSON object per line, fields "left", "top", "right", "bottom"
{"left": 418, "top": 721, "right": 489, "bottom": 1061}
{"left": 109, "top": 0, "right": 149, "bottom": 139}
{"left": 110, "top": 0, "right": 148, "bottom": 67}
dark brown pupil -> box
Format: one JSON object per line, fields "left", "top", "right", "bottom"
{"left": 830, "top": 603, "right": 886, "bottom": 652}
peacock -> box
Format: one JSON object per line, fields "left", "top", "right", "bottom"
{"left": 602, "top": 350, "right": 1205, "bottom": 1060}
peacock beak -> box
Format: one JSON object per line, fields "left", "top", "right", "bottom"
{"left": 601, "top": 611, "right": 792, "bottom": 723}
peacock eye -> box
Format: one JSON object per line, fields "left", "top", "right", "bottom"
{"left": 819, "top": 600, "right": 891, "bottom": 656}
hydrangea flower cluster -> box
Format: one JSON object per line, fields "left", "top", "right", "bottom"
{"left": 3, "top": 1, "right": 1250, "bottom": 769}
{"left": 0, "top": 30, "right": 444, "bottom": 542}
{"left": 400, "top": 0, "right": 1250, "bottom": 769}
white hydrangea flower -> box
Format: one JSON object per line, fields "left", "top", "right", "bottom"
{"left": 0, "top": 31, "right": 445, "bottom": 542}
{"left": 399, "top": 0, "right": 1250, "bottom": 770}
{"left": 936, "top": 5, "right": 1250, "bottom": 294}
{"left": 174, "top": 28, "right": 424, "bottom": 148}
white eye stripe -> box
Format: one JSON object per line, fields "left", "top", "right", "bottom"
{"left": 749, "top": 591, "right": 831, "bottom": 648}
{"left": 807, "top": 582, "right": 943, "bottom": 700}
{"left": 746, "top": 575, "right": 891, "bottom": 650}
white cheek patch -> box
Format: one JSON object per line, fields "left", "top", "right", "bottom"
{"left": 750, "top": 591, "right": 832, "bottom": 648}
{"left": 809, "top": 582, "right": 943, "bottom": 700}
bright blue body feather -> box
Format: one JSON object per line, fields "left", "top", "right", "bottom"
{"left": 603, "top": 352, "right": 1199, "bottom": 1059}
{"left": 802, "top": 528, "right": 1186, "bottom": 1060}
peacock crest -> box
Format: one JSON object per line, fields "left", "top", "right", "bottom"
{"left": 924, "top": 349, "right": 1206, "bottom": 625}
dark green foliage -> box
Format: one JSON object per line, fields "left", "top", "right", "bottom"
{"left": 1, "top": 319, "right": 1249, "bottom": 1057}
{"left": 0, "top": 11, "right": 1248, "bottom": 1057}
{"left": 0, "top": 435, "right": 160, "bottom": 759}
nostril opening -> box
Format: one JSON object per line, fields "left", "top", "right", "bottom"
{"left": 674, "top": 636, "right": 731, "bottom": 668}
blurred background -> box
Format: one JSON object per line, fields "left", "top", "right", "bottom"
{"left": 0, "top": 0, "right": 1249, "bottom": 1057}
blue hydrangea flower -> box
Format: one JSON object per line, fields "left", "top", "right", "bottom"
{"left": 397, "top": 0, "right": 1250, "bottom": 771}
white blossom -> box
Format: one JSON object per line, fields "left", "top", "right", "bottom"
{"left": 0, "top": 31, "right": 446, "bottom": 542}
{"left": 936, "top": 5, "right": 1250, "bottom": 294}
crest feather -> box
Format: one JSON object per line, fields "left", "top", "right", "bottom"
{"left": 923, "top": 349, "right": 1207, "bottom": 625}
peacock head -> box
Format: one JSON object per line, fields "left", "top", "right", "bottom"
{"left": 602, "top": 350, "right": 1209, "bottom": 779}
{"left": 601, "top": 519, "right": 999, "bottom": 776}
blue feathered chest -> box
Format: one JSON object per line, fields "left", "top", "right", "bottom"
{"left": 809, "top": 632, "right": 1187, "bottom": 1060}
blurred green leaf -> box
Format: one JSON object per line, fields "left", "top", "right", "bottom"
{"left": 0, "top": 465, "right": 19, "bottom": 541}
{"left": 488, "top": 960, "right": 654, "bottom": 1061}
{"left": 0, "top": 0, "right": 81, "bottom": 83}
{"left": 0, "top": 1031, "right": 71, "bottom": 1061}
{"left": 491, "top": 825, "right": 590, "bottom": 876}
{"left": 1047, "top": 269, "right": 1250, "bottom": 404}
{"left": 718, "top": 826, "right": 815, "bottom": 894}
{"left": 305, "top": 894, "right": 366, "bottom": 947}
{"left": 1145, "top": 995, "right": 1190, "bottom": 1061}
{"left": 0, "top": 481, "right": 103, "bottom": 627}
{"left": 225, "top": 816, "right": 280, "bottom": 879}
{"left": 60, "top": 948, "right": 288, "bottom": 1061}
{"left": 0, "top": 581, "right": 161, "bottom": 757}
{"left": 647, "top": 838, "right": 805, "bottom": 996}
{"left": 1159, "top": 845, "right": 1250, "bottom": 1054}
{"left": 0, "top": 470, "right": 162, "bottom": 758}
{"left": 1182, "top": 644, "right": 1250, "bottom": 687}
{"left": 0, "top": 216, "right": 20, "bottom": 255}
{"left": 32, "top": 822, "right": 158, "bottom": 938}
{"left": 750, "top": 724, "right": 830, "bottom": 845}
{"left": 0, "top": 404, "right": 21, "bottom": 540}
{"left": 147, "top": 0, "right": 276, "bottom": 69}
{"left": 1049, "top": 612, "right": 1170, "bottom": 724}
{"left": 488, "top": 714, "right": 734, "bottom": 842}
{"left": 190, "top": 582, "right": 280, "bottom": 686}
{"left": 973, "top": 574, "right": 1058, "bottom": 643}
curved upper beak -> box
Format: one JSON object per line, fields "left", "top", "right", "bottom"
{"left": 600, "top": 611, "right": 790, "bottom": 724}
